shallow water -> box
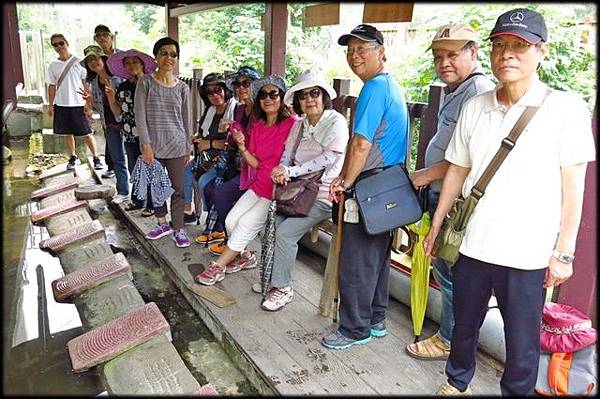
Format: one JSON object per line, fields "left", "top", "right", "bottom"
{"left": 2, "top": 135, "right": 255, "bottom": 395}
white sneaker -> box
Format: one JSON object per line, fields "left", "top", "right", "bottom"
{"left": 112, "top": 194, "right": 129, "bottom": 204}
{"left": 261, "top": 286, "right": 293, "bottom": 311}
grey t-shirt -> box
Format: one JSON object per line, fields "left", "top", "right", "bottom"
{"left": 134, "top": 74, "right": 192, "bottom": 159}
{"left": 424, "top": 67, "right": 494, "bottom": 192}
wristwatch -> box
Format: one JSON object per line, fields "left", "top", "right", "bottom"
{"left": 552, "top": 249, "right": 575, "bottom": 264}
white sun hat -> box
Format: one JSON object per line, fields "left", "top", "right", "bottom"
{"left": 283, "top": 69, "right": 337, "bottom": 106}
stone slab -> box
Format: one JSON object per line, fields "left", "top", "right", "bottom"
{"left": 39, "top": 165, "right": 76, "bottom": 181}
{"left": 45, "top": 209, "right": 93, "bottom": 236}
{"left": 40, "top": 190, "right": 77, "bottom": 209}
{"left": 31, "top": 200, "right": 88, "bottom": 225}
{"left": 58, "top": 238, "right": 114, "bottom": 274}
{"left": 195, "top": 384, "right": 219, "bottom": 395}
{"left": 52, "top": 252, "right": 132, "bottom": 302}
{"left": 31, "top": 176, "right": 79, "bottom": 200}
{"left": 102, "top": 335, "right": 201, "bottom": 395}
{"left": 75, "top": 275, "right": 146, "bottom": 329}
{"left": 75, "top": 184, "right": 116, "bottom": 200}
{"left": 39, "top": 220, "right": 105, "bottom": 255}
{"left": 67, "top": 302, "right": 171, "bottom": 373}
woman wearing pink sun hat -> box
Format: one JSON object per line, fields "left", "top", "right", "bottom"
{"left": 105, "top": 49, "right": 157, "bottom": 214}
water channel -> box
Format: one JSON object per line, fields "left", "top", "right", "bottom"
{"left": 2, "top": 134, "right": 256, "bottom": 395}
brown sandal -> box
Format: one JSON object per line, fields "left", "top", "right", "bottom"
{"left": 405, "top": 335, "right": 450, "bottom": 361}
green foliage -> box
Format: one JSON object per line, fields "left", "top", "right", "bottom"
{"left": 124, "top": 4, "right": 157, "bottom": 35}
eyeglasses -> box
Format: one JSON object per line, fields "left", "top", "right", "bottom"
{"left": 490, "top": 38, "right": 535, "bottom": 54}
{"left": 206, "top": 87, "right": 224, "bottom": 96}
{"left": 94, "top": 32, "right": 110, "bottom": 38}
{"left": 233, "top": 79, "right": 252, "bottom": 89}
{"left": 158, "top": 50, "right": 178, "bottom": 58}
{"left": 346, "top": 45, "right": 377, "bottom": 56}
{"left": 123, "top": 59, "right": 141, "bottom": 66}
{"left": 258, "top": 90, "right": 280, "bottom": 100}
{"left": 298, "top": 88, "right": 322, "bottom": 101}
{"left": 51, "top": 41, "right": 65, "bottom": 48}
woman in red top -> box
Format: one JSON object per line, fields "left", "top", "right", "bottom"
{"left": 195, "top": 75, "right": 298, "bottom": 286}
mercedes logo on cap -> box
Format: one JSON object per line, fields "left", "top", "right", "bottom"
{"left": 510, "top": 12, "right": 524, "bottom": 23}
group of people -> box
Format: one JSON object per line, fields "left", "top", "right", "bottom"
{"left": 45, "top": 7, "right": 594, "bottom": 396}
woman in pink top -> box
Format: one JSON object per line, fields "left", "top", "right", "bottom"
{"left": 195, "top": 75, "right": 298, "bottom": 286}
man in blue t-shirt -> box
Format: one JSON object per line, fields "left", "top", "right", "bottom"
{"left": 324, "top": 24, "right": 409, "bottom": 350}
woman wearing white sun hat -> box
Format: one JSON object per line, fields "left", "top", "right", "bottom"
{"left": 260, "top": 69, "right": 349, "bottom": 311}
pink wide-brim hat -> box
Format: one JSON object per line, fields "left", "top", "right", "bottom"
{"left": 540, "top": 302, "right": 596, "bottom": 353}
{"left": 106, "top": 49, "right": 157, "bottom": 80}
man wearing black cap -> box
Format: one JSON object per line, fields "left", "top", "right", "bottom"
{"left": 423, "top": 8, "right": 595, "bottom": 395}
{"left": 93, "top": 24, "right": 123, "bottom": 178}
{"left": 325, "top": 24, "right": 409, "bottom": 350}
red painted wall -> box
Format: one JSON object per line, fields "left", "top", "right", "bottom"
{"left": 557, "top": 107, "right": 597, "bottom": 325}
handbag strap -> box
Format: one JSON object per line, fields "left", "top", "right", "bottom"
{"left": 289, "top": 123, "right": 304, "bottom": 166}
{"left": 55, "top": 56, "right": 78, "bottom": 93}
{"left": 470, "top": 88, "right": 552, "bottom": 200}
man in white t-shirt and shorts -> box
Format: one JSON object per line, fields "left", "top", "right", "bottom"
{"left": 424, "top": 8, "right": 595, "bottom": 396}
{"left": 46, "top": 33, "right": 103, "bottom": 171}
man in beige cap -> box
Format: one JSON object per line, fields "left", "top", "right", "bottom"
{"left": 405, "top": 23, "right": 494, "bottom": 365}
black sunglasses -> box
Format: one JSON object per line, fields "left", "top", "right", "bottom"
{"left": 206, "top": 87, "right": 224, "bottom": 96}
{"left": 258, "top": 90, "right": 280, "bottom": 100}
{"left": 51, "top": 41, "right": 65, "bottom": 47}
{"left": 158, "top": 50, "right": 178, "bottom": 58}
{"left": 298, "top": 88, "right": 322, "bottom": 101}
{"left": 233, "top": 80, "right": 252, "bottom": 89}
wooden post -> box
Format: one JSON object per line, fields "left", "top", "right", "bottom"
{"left": 416, "top": 84, "right": 444, "bottom": 170}
{"left": 165, "top": 3, "right": 180, "bottom": 76}
{"left": 192, "top": 68, "right": 203, "bottom": 128}
{"left": 264, "top": 3, "right": 287, "bottom": 77}
{"left": 557, "top": 106, "right": 597, "bottom": 324}
{"left": 2, "top": 2, "right": 24, "bottom": 104}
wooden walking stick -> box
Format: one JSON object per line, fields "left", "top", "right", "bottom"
{"left": 332, "top": 191, "right": 345, "bottom": 323}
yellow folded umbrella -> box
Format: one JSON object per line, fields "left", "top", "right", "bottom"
{"left": 407, "top": 211, "right": 432, "bottom": 339}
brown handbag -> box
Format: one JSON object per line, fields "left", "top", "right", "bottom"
{"left": 274, "top": 125, "right": 324, "bottom": 217}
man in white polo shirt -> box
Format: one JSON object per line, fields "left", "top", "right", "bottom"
{"left": 423, "top": 8, "right": 595, "bottom": 396}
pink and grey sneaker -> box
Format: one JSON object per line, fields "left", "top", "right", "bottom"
{"left": 145, "top": 223, "right": 173, "bottom": 240}
{"left": 225, "top": 250, "right": 257, "bottom": 274}
{"left": 261, "top": 286, "right": 294, "bottom": 311}
{"left": 173, "top": 229, "right": 191, "bottom": 248}
{"left": 195, "top": 262, "right": 225, "bottom": 286}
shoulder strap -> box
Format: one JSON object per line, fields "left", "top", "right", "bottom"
{"left": 55, "top": 56, "right": 78, "bottom": 92}
{"left": 470, "top": 88, "right": 553, "bottom": 199}
{"left": 289, "top": 122, "right": 304, "bottom": 166}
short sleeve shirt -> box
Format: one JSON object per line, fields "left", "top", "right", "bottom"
{"left": 353, "top": 72, "right": 409, "bottom": 171}
{"left": 46, "top": 56, "right": 87, "bottom": 106}
{"left": 424, "top": 68, "right": 495, "bottom": 192}
{"left": 445, "top": 76, "right": 596, "bottom": 270}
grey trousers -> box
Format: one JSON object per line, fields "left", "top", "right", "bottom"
{"left": 270, "top": 200, "right": 331, "bottom": 288}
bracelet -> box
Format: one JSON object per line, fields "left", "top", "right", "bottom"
{"left": 239, "top": 147, "right": 247, "bottom": 154}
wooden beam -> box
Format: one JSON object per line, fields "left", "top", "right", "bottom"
{"left": 165, "top": 3, "right": 179, "bottom": 75}
{"left": 168, "top": 2, "right": 234, "bottom": 18}
{"left": 2, "top": 2, "right": 24, "bottom": 103}
{"left": 557, "top": 106, "right": 597, "bottom": 324}
{"left": 363, "top": 3, "right": 414, "bottom": 23}
{"left": 263, "top": 3, "right": 287, "bottom": 77}
{"left": 304, "top": 3, "right": 340, "bottom": 28}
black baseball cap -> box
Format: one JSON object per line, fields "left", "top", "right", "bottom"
{"left": 338, "top": 24, "right": 384, "bottom": 46}
{"left": 488, "top": 8, "right": 548, "bottom": 44}
{"left": 94, "top": 24, "right": 111, "bottom": 35}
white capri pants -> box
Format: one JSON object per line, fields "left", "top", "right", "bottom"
{"left": 225, "top": 189, "right": 271, "bottom": 252}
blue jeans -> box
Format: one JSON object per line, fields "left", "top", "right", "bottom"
{"left": 105, "top": 125, "right": 128, "bottom": 196}
{"left": 183, "top": 162, "right": 217, "bottom": 210}
{"left": 428, "top": 189, "right": 454, "bottom": 346}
